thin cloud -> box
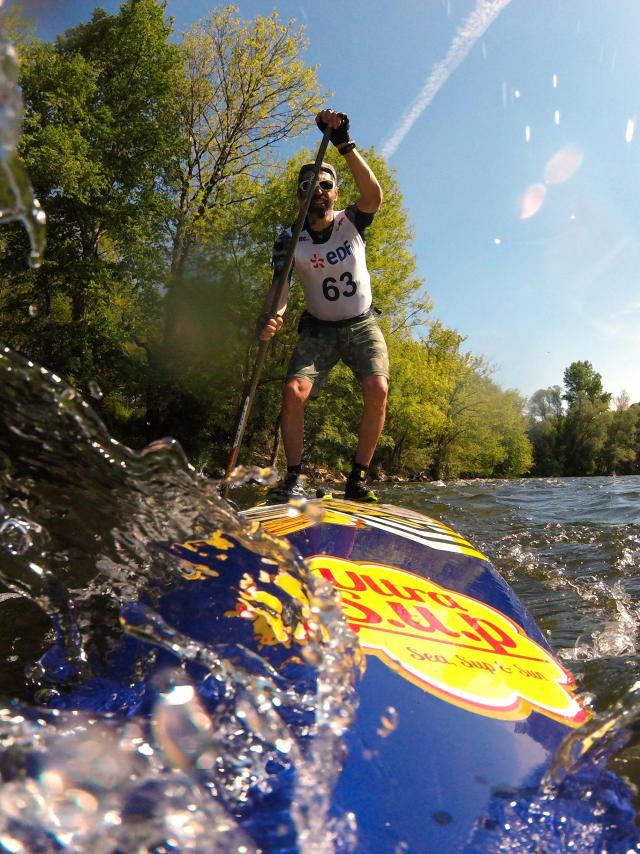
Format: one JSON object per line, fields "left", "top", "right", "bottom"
{"left": 381, "top": 0, "right": 513, "bottom": 159}
{"left": 589, "top": 293, "right": 640, "bottom": 343}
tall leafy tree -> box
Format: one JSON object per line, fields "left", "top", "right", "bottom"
{"left": 562, "top": 361, "right": 611, "bottom": 475}
{"left": 419, "top": 322, "right": 484, "bottom": 480}
{"left": 599, "top": 392, "right": 638, "bottom": 475}
{"left": 527, "top": 364, "right": 630, "bottom": 476}
{"left": 563, "top": 360, "right": 611, "bottom": 408}
{"left": 164, "top": 6, "right": 325, "bottom": 346}
{"left": 1, "top": 0, "right": 182, "bottom": 412}
{"left": 527, "top": 386, "right": 565, "bottom": 475}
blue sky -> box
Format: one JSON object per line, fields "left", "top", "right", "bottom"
{"left": 12, "top": 0, "right": 640, "bottom": 403}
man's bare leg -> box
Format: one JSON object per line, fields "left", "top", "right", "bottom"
{"left": 355, "top": 375, "right": 388, "bottom": 465}
{"left": 280, "top": 376, "right": 314, "bottom": 467}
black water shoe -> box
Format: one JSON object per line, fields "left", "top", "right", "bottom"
{"left": 267, "top": 473, "right": 308, "bottom": 504}
{"left": 344, "top": 477, "right": 378, "bottom": 503}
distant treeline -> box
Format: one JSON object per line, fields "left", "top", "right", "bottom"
{"left": 0, "top": 2, "right": 634, "bottom": 480}
{"left": 527, "top": 362, "right": 639, "bottom": 477}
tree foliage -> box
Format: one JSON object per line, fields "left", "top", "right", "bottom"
{"left": 165, "top": 6, "right": 325, "bottom": 344}
{"left": 527, "top": 363, "right": 638, "bottom": 476}
{"left": 1, "top": 0, "right": 182, "bottom": 419}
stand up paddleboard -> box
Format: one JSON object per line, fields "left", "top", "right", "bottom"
{"left": 44, "top": 497, "right": 638, "bottom": 852}
{"left": 239, "top": 498, "right": 589, "bottom": 851}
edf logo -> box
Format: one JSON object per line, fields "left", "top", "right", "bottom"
{"left": 326, "top": 240, "right": 352, "bottom": 266}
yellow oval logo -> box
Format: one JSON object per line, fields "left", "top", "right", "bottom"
{"left": 309, "top": 555, "right": 588, "bottom": 726}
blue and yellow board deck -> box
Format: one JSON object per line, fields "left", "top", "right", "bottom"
{"left": 242, "top": 499, "right": 586, "bottom": 725}
{"left": 46, "top": 498, "right": 638, "bottom": 852}
{"left": 237, "top": 499, "right": 588, "bottom": 850}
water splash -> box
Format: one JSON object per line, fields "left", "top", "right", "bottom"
{"left": 544, "top": 680, "right": 640, "bottom": 791}
{"left": 0, "top": 15, "right": 363, "bottom": 846}
{"left": 0, "top": 705, "right": 258, "bottom": 852}
{"left": 464, "top": 600, "right": 640, "bottom": 853}
{"left": 0, "top": 26, "right": 46, "bottom": 267}
{"left": 376, "top": 705, "right": 399, "bottom": 738}
{"left": 0, "top": 345, "right": 361, "bottom": 851}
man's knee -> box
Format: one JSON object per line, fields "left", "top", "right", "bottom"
{"left": 362, "top": 375, "right": 388, "bottom": 408}
{"left": 283, "top": 377, "right": 313, "bottom": 410}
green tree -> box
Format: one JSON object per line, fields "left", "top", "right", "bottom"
{"left": 631, "top": 402, "right": 640, "bottom": 475}
{"left": 562, "top": 362, "right": 611, "bottom": 475}
{"left": 381, "top": 332, "right": 437, "bottom": 474}
{"left": 527, "top": 385, "right": 565, "bottom": 475}
{"left": 164, "top": 6, "right": 325, "bottom": 347}
{"left": 1, "top": 0, "right": 182, "bottom": 430}
{"left": 418, "top": 322, "right": 483, "bottom": 480}
{"left": 563, "top": 360, "right": 611, "bottom": 408}
{"left": 485, "top": 387, "right": 533, "bottom": 477}
{"left": 434, "top": 371, "right": 531, "bottom": 479}
{"left": 599, "top": 391, "right": 638, "bottom": 475}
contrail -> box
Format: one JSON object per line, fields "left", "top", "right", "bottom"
{"left": 381, "top": 0, "right": 513, "bottom": 159}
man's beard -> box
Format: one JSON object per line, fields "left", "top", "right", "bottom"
{"left": 309, "top": 197, "right": 333, "bottom": 217}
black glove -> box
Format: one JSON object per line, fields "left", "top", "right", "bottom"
{"left": 255, "top": 311, "right": 271, "bottom": 335}
{"left": 317, "top": 112, "right": 351, "bottom": 148}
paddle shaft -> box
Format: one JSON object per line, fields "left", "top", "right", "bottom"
{"left": 222, "top": 127, "right": 332, "bottom": 493}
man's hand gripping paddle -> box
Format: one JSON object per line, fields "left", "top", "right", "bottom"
{"left": 221, "top": 126, "right": 332, "bottom": 497}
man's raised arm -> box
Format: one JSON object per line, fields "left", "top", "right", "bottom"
{"left": 316, "top": 110, "right": 383, "bottom": 214}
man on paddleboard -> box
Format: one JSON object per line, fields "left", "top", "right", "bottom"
{"left": 258, "top": 109, "right": 388, "bottom": 502}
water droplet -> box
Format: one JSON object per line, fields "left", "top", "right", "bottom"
{"left": 0, "top": 43, "right": 47, "bottom": 265}
{"left": 88, "top": 381, "right": 103, "bottom": 400}
{"left": 0, "top": 517, "right": 40, "bottom": 556}
{"left": 275, "top": 737, "right": 292, "bottom": 754}
{"left": 377, "top": 705, "right": 399, "bottom": 738}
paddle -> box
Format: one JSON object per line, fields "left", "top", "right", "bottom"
{"left": 221, "top": 126, "right": 332, "bottom": 497}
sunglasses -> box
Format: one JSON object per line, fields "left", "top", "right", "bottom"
{"left": 298, "top": 177, "right": 335, "bottom": 193}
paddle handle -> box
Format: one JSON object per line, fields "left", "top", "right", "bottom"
{"left": 221, "top": 127, "right": 332, "bottom": 495}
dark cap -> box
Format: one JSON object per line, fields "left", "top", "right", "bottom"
{"left": 298, "top": 161, "right": 337, "bottom": 184}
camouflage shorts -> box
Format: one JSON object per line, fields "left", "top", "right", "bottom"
{"left": 286, "top": 313, "right": 389, "bottom": 397}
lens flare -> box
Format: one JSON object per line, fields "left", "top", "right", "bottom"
{"left": 519, "top": 184, "right": 546, "bottom": 220}
{"left": 625, "top": 117, "right": 636, "bottom": 144}
{"left": 544, "top": 145, "right": 584, "bottom": 185}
